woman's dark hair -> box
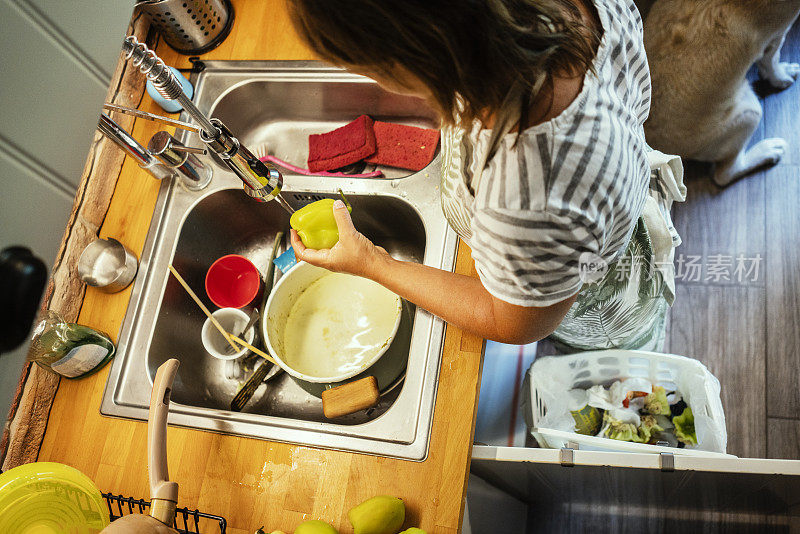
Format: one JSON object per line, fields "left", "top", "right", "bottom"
{"left": 287, "top": 0, "right": 601, "bottom": 126}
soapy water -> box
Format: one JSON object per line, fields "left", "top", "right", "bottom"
{"left": 282, "top": 272, "right": 400, "bottom": 378}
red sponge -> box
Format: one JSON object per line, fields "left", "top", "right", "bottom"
{"left": 364, "top": 121, "right": 440, "bottom": 171}
{"left": 307, "top": 115, "right": 377, "bottom": 172}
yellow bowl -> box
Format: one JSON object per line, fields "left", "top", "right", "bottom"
{"left": 0, "top": 462, "right": 109, "bottom": 534}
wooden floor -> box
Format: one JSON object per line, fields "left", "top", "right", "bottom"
{"left": 665, "top": 22, "right": 800, "bottom": 460}
{"left": 535, "top": 24, "right": 800, "bottom": 461}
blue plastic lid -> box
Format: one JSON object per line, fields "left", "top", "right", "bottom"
{"left": 146, "top": 66, "right": 193, "bottom": 114}
{"left": 273, "top": 247, "right": 298, "bottom": 274}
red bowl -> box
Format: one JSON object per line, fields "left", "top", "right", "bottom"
{"left": 205, "top": 254, "right": 261, "bottom": 309}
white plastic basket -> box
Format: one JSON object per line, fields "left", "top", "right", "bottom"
{"left": 525, "top": 349, "right": 733, "bottom": 458}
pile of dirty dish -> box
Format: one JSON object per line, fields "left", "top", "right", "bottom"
{"left": 182, "top": 220, "right": 405, "bottom": 417}
{"left": 181, "top": 114, "right": 437, "bottom": 416}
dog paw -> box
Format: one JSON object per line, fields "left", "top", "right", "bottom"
{"left": 713, "top": 139, "right": 786, "bottom": 187}
{"left": 751, "top": 138, "right": 787, "bottom": 166}
{"left": 765, "top": 62, "right": 800, "bottom": 90}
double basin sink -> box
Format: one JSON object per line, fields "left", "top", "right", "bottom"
{"left": 100, "top": 61, "right": 459, "bottom": 460}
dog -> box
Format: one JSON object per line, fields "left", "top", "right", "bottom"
{"left": 640, "top": 0, "right": 800, "bottom": 186}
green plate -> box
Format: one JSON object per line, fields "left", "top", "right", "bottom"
{"left": 0, "top": 462, "right": 109, "bottom": 534}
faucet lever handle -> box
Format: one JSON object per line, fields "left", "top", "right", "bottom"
{"left": 169, "top": 145, "right": 206, "bottom": 155}
{"left": 103, "top": 103, "right": 201, "bottom": 133}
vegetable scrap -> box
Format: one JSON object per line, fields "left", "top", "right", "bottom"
{"left": 673, "top": 407, "right": 698, "bottom": 445}
{"left": 568, "top": 381, "right": 698, "bottom": 447}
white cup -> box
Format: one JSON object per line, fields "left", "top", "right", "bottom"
{"left": 201, "top": 308, "right": 255, "bottom": 360}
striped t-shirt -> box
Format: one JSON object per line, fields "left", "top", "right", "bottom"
{"left": 439, "top": 0, "right": 651, "bottom": 307}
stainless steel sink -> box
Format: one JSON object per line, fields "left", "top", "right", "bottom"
{"left": 100, "top": 61, "right": 459, "bottom": 460}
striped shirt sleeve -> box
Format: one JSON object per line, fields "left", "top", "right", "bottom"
{"left": 470, "top": 207, "right": 602, "bottom": 307}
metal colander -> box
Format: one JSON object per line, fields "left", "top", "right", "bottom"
{"left": 135, "top": 0, "right": 235, "bottom": 55}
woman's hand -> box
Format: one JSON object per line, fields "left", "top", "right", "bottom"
{"left": 290, "top": 199, "right": 389, "bottom": 277}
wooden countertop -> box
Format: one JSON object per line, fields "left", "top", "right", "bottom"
{"left": 34, "top": 2, "right": 485, "bottom": 533}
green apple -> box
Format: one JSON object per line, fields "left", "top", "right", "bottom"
{"left": 348, "top": 495, "right": 405, "bottom": 534}
{"left": 294, "top": 519, "right": 338, "bottom": 534}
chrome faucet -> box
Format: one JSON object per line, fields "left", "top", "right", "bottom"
{"left": 120, "top": 35, "right": 295, "bottom": 214}
{"left": 98, "top": 113, "right": 176, "bottom": 182}
{"left": 97, "top": 113, "right": 212, "bottom": 191}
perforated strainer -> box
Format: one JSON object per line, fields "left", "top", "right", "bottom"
{"left": 135, "top": 0, "right": 235, "bottom": 55}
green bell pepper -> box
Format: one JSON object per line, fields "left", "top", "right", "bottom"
{"left": 290, "top": 197, "right": 353, "bottom": 250}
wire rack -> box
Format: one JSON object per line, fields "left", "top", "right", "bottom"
{"left": 102, "top": 493, "right": 227, "bottom": 534}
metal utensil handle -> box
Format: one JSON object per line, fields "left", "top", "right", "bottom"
{"left": 230, "top": 361, "right": 273, "bottom": 412}
{"left": 224, "top": 308, "right": 259, "bottom": 355}
{"left": 258, "top": 232, "right": 284, "bottom": 313}
{"left": 148, "top": 358, "right": 180, "bottom": 525}
{"left": 231, "top": 232, "right": 285, "bottom": 410}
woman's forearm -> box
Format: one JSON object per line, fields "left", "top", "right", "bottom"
{"left": 288, "top": 202, "right": 575, "bottom": 344}
{"left": 366, "top": 252, "right": 496, "bottom": 337}
{"left": 364, "top": 252, "right": 573, "bottom": 344}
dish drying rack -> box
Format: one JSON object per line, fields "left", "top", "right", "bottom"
{"left": 103, "top": 493, "right": 227, "bottom": 534}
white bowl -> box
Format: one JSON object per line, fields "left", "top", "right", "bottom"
{"left": 201, "top": 308, "right": 255, "bottom": 360}
{"left": 263, "top": 262, "right": 402, "bottom": 383}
